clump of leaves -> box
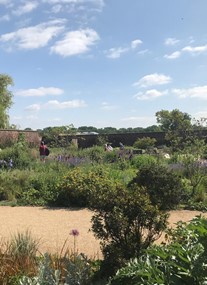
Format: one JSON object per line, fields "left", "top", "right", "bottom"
{"left": 89, "top": 184, "right": 168, "bottom": 277}
{"left": 128, "top": 162, "right": 183, "bottom": 210}
{"left": 108, "top": 215, "right": 207, "bottom": 285}
{"left": 56, "top": 166, "right": 117, "bottom": 207}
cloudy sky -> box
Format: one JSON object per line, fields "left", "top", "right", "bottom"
{"left": 1, "top": 0, "right": 207, "bottom": 130}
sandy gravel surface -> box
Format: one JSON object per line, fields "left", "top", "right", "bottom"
{"left": 0, "top": 207, "right": 206, "bottom": 257}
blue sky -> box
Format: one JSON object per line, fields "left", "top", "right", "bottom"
{"left": 1, "top": 0, "right": 207, "bottom": 130}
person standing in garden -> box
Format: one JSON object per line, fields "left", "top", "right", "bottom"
{"left": 39, "top": 141, "right": 46, "bottom": 162}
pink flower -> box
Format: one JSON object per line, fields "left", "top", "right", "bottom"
{"left": 70, "top": 229, "right": 79, "bottom": 237}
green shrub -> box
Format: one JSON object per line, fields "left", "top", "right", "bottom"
{"left": 130, "top": 154, "right": 157, "bottom": 169}
{"left": 89, "top": 184, "right": 168, "bottom": 277}
{"left": 0, "top": 145, "right": 34, "bottom": 169}
{"left": 84, "top": 146, "right": 105, "bottom": 163}
{"left": 56, "top": 166, "right": 117, "bottom": 207}
{"left": 0, "top": 169, "right": 31, "bottom": 202}
{"left": 19, "top": 167, "right": 64, "bottom": 206}
{"left": 103, "top": 151, "right": 117, "bottom": 163}
{"left": 128, "top": 162, "right": 183, "bottom": 210}
{"left": 133, "top": 137, "right": 156, "bottom": 150}
{"left": 108, "top": 216, "right": 207, "bottom": 285}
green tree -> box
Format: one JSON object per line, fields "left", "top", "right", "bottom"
{"left": 0, "top": 73, "right": 14, "bottom": 128}
{"left": 128, "top": 163, "right": 183, "bottom": 210}
{"left": 155, "top": 109, "right": 192, "bottom": 149}
{"left": 89, "top": 184, "right": 168, "bottom": 276}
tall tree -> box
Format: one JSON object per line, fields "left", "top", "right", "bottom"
{"left": 0, "top": 74, "right": 14, "bottom": 128}
{"left": 155, "top": 109, "right": 193, "bottom": 149}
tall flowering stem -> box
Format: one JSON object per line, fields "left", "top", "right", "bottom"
{"left": 70, "top": 229, "right": 79, "bottom": 261}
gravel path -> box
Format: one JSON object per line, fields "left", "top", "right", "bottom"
{"left": 0, "top": 206, "right": 206, "bottom": 257}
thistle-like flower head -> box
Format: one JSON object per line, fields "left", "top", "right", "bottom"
{"left": 70, "top": 229, "right": 79, "bottom": 236}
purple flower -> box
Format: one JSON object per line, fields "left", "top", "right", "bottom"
{"left": 70, "top": 229, "right": 79, "bottom": 237}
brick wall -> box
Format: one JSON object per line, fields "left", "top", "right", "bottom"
{"left": 0, "top": 130, "right": 41, "bottom": 147}
{"left": 64, "top": 132, "right": 167, "bottom": 148}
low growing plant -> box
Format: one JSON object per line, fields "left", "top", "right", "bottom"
{"left": 108, "top": 216, "right": 207, "bottom": 285}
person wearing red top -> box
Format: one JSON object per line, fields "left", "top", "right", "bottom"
{"left": 39, "top": 141, "right": 46, "bottom": 162}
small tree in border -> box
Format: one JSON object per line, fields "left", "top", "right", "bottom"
{"left": 89, "top": 185, "right": 168, "bottom": 277}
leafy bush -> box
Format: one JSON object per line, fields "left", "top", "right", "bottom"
{"left": 133, "top": 137, "right": 156, "bottom": 150}
{"left": 19, "top": 169, "right": 63, "bottom": 206}
{"left": 84, "top": 146, "right": 105, "bottom": 163}
{"left": 0, "top": 144, "right": 34, "bottom": 169}
{"left": 130, "top": 154, "right": 157, "bottom": 169}
{"left": 55, "top": 166, "right": 117, "bottom": 207}
{"left": 108, "top": 216, "right": 207, "bottom": 285}
{"left": 0, "top": 169, "right": 31, "bottom": 202}
{"left": 89, "top": 184, "right": 168, "bottom": 277}
{"left": 128, "top": 162, "right": 184, "bottom": 210}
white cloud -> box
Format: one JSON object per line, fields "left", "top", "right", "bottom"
{"left": 106, "top": 38, "right": 142, "bottom": 59}
{"left": 121, "top": 116, "right": 156, "bottom": 127}
{"left": 44, "top": 99, "right": 87, "bottom": 109}
{"left": 164, "top": 52, "right": 179, "bottom": 60}
{"left": 182, "top": 44, "right": 207, "bottom": 55}
{"left": 0, "top": 19, "right": 66, "bottom": 50}
{"left": 164, "top": 51, "right": 181, "bottom": 59}
{"left": 133, "top": 73, "right": 172, "bottom": 88}
{"left": 172, "top": 85, "right": 207, "bottom": 100}
{"left": 12, "top": 1, "right": 38, "bottom": 16}
{"left": 164, "top": 37, "right": 180, "bottom": 46}
{"left": 0, "top": 14, "right": 10, "bottom": 21}
{"left": 50, "top": 28, "right": 99, "bottom": 57}
{"left": 51, "top": 4, "right": 62, "bottom": 13}
{"left": 137, "top": 49, "right": 149, "bottom": 55}
{"left": 134, "top": 89, "right": 167, "bottom": 100}
{"left": 0, "top": 0, "right": 11, "bottom": 4}
{"left": 24, "top": 104, "right": 41, "bottom": 111}
{"left": 131, "top": 39, "right": 142, "bottom": 49}
{"left": 43, "top": 0, "right": 104, "bottom": 10}
{"left": 15, "top": 87, "right": 64, "bottom": 97}
{"left": 101, "top": 102, "right": 118, "bottom": 110}
{"left": 105, "top": 47, "right": 129, "bottom": 59}
{"left": 26, "top": 115, "right": 38, "bottom": 119}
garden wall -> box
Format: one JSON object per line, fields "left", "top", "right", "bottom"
{"left": 0, "top": 129, "right": 41, "bottom": 147}
{"left": 65, "top": 132, "right": 167, "bottom": 148}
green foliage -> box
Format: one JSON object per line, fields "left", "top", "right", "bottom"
{"left": 108, "top": 216, "right": 207, "bottom": 285}
{"left": 0, "top": 73, "right": 14, "bottom": 128}
{"left": 19, "top": 253, "right": 96, "bottom": 285}
{"left": 0, "top": 230, "right": 39, "bottom": 284}
{"left": 8, "top": 230, "right": 39, "bottom": 261}
{"left": 103, "top": 150, "right": 117, "bottom": 163}
{"left": 128, "top": 162, "right": 183, "bottom": 210}
{"left": 56, "top": 166, "right": 117, "bottom": 207}
{"left": 0, "top": 143, "right": 34, "bottom": 169}
{"left": 89, "top": 184, "right": 168, "bottom": 277}
{"left": 19, "top": 253, "right": 61, "bottom": 285}
{"left": 85, "top": 146, "right": 105, "bottom": 163}
{"left": 156, "top": 109, "right": 193, "bottom": 150}
{"left": 133, "top": 137, "right": 156, "bottom": 150}
{"left": 130, "top": 154, "right": 157, "bottom": 169}
{"left": 19, "top": 163, "right": 68, "bottom": 206}
{"left": 0, "top": 169, "right": 31, "bottom": 202}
